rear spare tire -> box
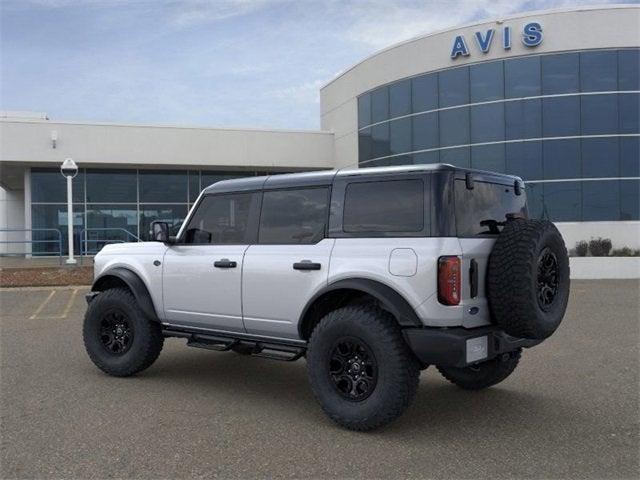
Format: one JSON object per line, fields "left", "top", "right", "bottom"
{"left": 487, "top": 219, "right": 569, "bottom": 340}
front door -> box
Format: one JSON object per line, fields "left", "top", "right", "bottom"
{"left": 162, "top": 191, "right": 260, "bottom": 332}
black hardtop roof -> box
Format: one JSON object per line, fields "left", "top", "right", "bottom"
{"left": 201, "top": 164, "right": 522, "bottom": 195}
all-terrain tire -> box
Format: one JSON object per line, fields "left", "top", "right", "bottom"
{"left": 83, "top": 287, "right": 164, "bottom": 377}
{"left": 437, "top": 349, "right": 522, "bottom": 390}
{"left": 306, "top": 305, "right": 420, "bottom": 431}
{"left": 487, "top": 219, "right": 570, "bottom": 340}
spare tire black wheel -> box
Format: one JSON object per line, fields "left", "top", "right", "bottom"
{"left": 487, "top": 219, "right": 570, "bottom": 340}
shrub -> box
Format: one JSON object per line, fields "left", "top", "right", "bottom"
{"left": 574, "top": 241, "right": 589, "bottom": 257}
{"left": 589, "top": 237, "right": 612, "bottom": 257}
{"left": 610, "top": 247, "right": 640, "bottom": 257}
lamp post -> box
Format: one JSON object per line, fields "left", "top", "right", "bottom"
{"left": 60, "top": 158, "right": 78, "bottom": 265}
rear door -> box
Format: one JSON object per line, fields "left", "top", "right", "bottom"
{"left": 162, "top": 192, "right": 259, "bottom": 332}
{"left": 454, "top": 176, "right": 527, "bottom": 328}
{"left": 242, "top": 187, "right": 333, "bottom": 339}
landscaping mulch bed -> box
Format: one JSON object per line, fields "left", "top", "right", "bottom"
{"left": 0, "top": 266, "right": 93, "bottom": 287}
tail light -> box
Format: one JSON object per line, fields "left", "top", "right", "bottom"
{"left": 438, "top": 256, "right": 461, "bottom": 306}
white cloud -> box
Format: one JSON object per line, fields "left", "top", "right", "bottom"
{"left": 168, "top": 0, "right": 283, "bottom": 28}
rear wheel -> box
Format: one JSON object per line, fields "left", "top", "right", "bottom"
{"left": 83, "top": 288, "right": 164, "bottom": 377}
{"left": 437, "top": 349, "right": 521, "bottom": 390}
{"left": 306, "top": 305, "right": 420, "bottom": 431}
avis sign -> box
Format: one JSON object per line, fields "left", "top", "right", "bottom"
{"left": 450, "top": 22, "right": 543, "bottom": 59}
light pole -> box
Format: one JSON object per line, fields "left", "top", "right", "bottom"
{"left": 60, "top": 158, "right": 78, "bottom": 265}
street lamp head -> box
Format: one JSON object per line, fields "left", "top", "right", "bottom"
{"left": 60, "top": 158, "right": 78, "bottom": 178}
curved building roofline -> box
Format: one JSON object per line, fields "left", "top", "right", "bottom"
{"left": 320, "top": 4, "right": 638, "bottom": 91}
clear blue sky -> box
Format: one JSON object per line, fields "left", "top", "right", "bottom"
{"left": 1, "top": 0, "right": 634, "bottom": 129}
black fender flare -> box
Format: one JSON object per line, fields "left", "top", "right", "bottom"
{"left": 92, "top": 267, "right": 159, "bottom": 322}
{"left": 298, "top": 278, "right": 422, "bottom": 337}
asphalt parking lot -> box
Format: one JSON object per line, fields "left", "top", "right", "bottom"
{"left": 1, "top": 281, "right": 638, "bottom": 479}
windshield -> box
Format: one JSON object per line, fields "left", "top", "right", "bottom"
{"left": 454, "top": 179, "right": 527, "bottom": 236}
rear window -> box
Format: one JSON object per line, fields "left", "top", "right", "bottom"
{"left": 343, "top": 179, "right": 425, "bottom": 233}
{"left": 259, "top": 188, "right": 329, "bottom": 244}
{"left": 455, "top": 179, "right": 527, "bottom": 236}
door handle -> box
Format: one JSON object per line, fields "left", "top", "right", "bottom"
{"left": 293, "top": 261, "right": 321, "bottom": 271}
{"left": 214, "top": 259, "right": 237, "bottom": 269}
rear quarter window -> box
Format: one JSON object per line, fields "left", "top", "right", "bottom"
{"left": 455, "top": 179, "right": 527, "bottom": 236}
{"left": 343, "top": 179, "right": 426, "bottom": 234}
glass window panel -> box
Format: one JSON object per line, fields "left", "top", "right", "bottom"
{"left": 470, "top": 61, "right": 504, "bottom": 102}
{"left": 506, "top": 141, "right": 543, "bottom": 180}
{"left": 619, "top": 93, "right": 640, "bottom": 134}
{"left": 581, "top": 94, "right": 618, "bottom": 135}
{"left": 183, "top": 193, "right": 254, "bottom": 244}
{"left": 582, "top": 138, "right": 619, "bottom": 178}
{"left": 580, "top": 51, "right": 617, "bottom": 92}
{"left": 621, "top": 137, "right": 640, "bottom": 177}
{"left": 583, "top": 180, "right": 620, "bottom": 221}
{"left": 412, "top": 112, "right": 438, "bottom": 151}
{"left": 525, "top": 182, "right": 544, "bottom": 219}
{"left": 505, "top": 98, "right": 542, "bottom": 140}
{"left": 201, "top": 171, "right": 248, "bottom": 191}
{"left": 413, "top": 151, "right": 439, "bottom": 164}
{"left": 358, "top": 93, "right": 371, "bottom": 128}
{"left": 471, "top": 144, "right": 505, "bottom": 173}
{"left": 542, "top": 53, "right": 579, "bottom": 94}
{"left": 439, "top": 67, "right": 469, "bottom": 108}
{"left": 140, "top": 170, "right": 187, "bottom": 203}
{"left": 542, "top": 182, "right": 581, "bottom": 221}
{"left": 85, "top": 205, "right": 138, "bottom": 253}
{"left": 189, "top": 171, "right": 200, "bottom": 203}
{"left": 440, "top": 147, "right": 470, "bottom": 168}
{"left": 139, "top": 205, "right": 188, "bottom": 240}
{"left": 371, "top": 123, "right": 390, "bottom": 158}
{"left": 344, "top": 180, "right": 425, "bottom": 233}
{"left": 358, "top": 128, "right": 373, "bottom": 163}
{"left": 542, "top": 96, "right": 580, "bottom": 137}
{"left": 259, "top": 188, "right": 329, "bottom": 244}
{"left": 412, "top": 73, "right": 438, "bottom": 113}
{"left": 619, "top": 49, "right": 640, "bottom": 91}
{"left": 389, "top": 117, "right": 412, "bottom": 155}
{"left": 470, "top": 103, "right": 504, "bottom": 143}
{"left": 620, "top": 179, "right": 640, "bottom": 220}
{"left": 86, "top": 169, "right": 136, "bottom": 203}
{"left": 31, "top": 168, "right": 84, "bottom": 203}
{"left": 505, "top": 56, "right": 541, "bottom": 98}
{"left": 543, "top": 139, "right": 581, "bottom": 180}
{"left": 389, "top": 79, "right": 411, "bottom": 118}
{"left": 382, "top": 155, "right": 414, "bottom": 166}
{"left": 439, "top": 108, "right": 469, "bottom": 147}
{"left": 31, "top": 204, "right": 84, "bottom": 255}
{"left": 370, "top": 87, "right": 389, "bottom": 123}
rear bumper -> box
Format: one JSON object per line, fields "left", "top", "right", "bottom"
{"left": 403, "top": 326, "right": 542, "bottom": 368}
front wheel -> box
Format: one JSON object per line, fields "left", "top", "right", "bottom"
{"left": 306, "top": 305, "right": 420, "bottom": 431}
{"left": 437, "top": 349, "right": 522, "bottom": 390}
{"left": 83, "top": 288, "right": 164, "bottom": 377}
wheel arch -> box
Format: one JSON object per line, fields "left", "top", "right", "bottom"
{"left": 92, "top": 267, "right": 159, "bottom": 322}
{"left": 298, "top": 278, "right": 422, "bottom": 340}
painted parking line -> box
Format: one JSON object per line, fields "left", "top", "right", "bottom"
{"left": 56, "top": 288, "right": 79, "bottom": 319}
{"left": 29, "top": 290, "right": 56, "bottom": 320}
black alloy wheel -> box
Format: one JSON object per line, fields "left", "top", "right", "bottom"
{"left": 329, "top": 337, "right": 378, "bottom": 401}
{"left": 537, "top": 247, "right": 559, "bottom": 310}
{"left": 99, "top": 309, "right": 134, "bottom": 355}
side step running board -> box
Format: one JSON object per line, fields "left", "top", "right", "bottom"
{"left": 162, "top": 328, "right": 306, "bottom": 362}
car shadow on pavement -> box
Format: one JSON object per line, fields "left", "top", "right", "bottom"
{"left": 116, "top": 343, "right": 583, "bottom": 437}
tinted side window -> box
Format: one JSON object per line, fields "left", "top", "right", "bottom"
{"left": 259, "top": 188, "right": 329, "bottom": 244}
{"left": 183, "top": 193, "right": 255, "bottom": 244}
{"left": 343, "top": 180, "right": 424, "bottom": 233}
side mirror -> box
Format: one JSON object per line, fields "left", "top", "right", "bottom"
{"left": 150, "top": 221, "right": 170, "bottom": 243}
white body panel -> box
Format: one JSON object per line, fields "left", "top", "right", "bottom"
{"left": 328, "top": 237, "right": 468, "bottom": 327}
{"left": 241, "top": 239, "right": 335, "bottom": 339}
{"left": 162, "top": 244, "right": 248, "bottom": 332}
{"left": 93, "top": 242, "right": 168, "bottom": 318}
